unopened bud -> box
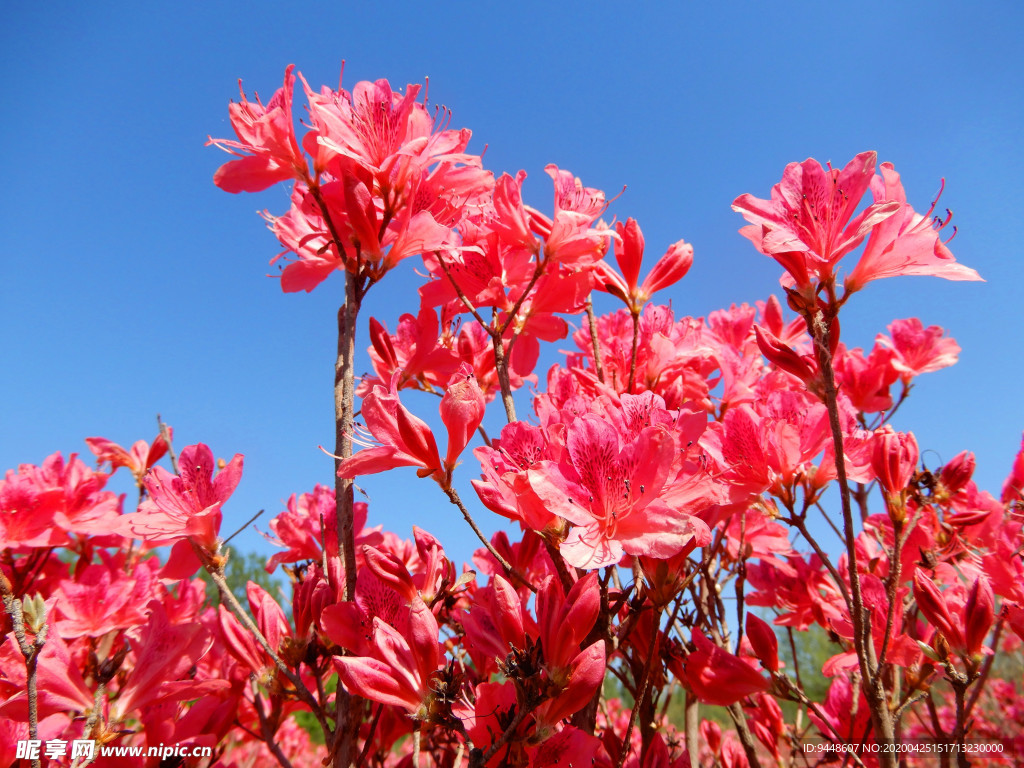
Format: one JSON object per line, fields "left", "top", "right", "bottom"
{"left": 964, "top": 576, "right": 995, "bottom": 657}
{"left": 98, "top": 642, "right": 130, "bottom": 684}
{"left": 871, "top": 426, "right": 919, "bottom": 497}
{"left": 746, "top": 614, "right": 780, "bottom": 673}
{"left": 21, "top": 594, "right": 46, "bottom": 634}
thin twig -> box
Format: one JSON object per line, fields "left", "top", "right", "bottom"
{"left": 726, "top": 703, "right": 763, "bottom": 768}
{"left": 156, "top": 414, "right": 178, "bottom": 473}
{"left": 489, "top": 334, "right": 518, "bottom": 422}
{"left": 0, "top": 577, "right": 46, "bottom": 768}
{"left": 443, "top": 486, "right": 536, "bottom": 592}
{"left": 788, "top": 516, "right": 851, "bottom": 607}
{"left": 496, "top": 261, "right": 546, "bottom": 338}
{"left": 585, "top": 295, "right": 605, "bottom": 383}
{"left": 254, "top": 692, "right": 296, "bottom": 768}
{"left": 480, "top": 702, "right": 534, "bottom": 765}
{"left": 875, "top": 520, "right": 905, "bottom": 672}
{"left": 808, "top": 304, "right": 896, "bottom": 762}
{"left": 355, "top": 704, "right": 384, "bottom": 767}
{"left": 684, "top": 692, "right": 699, "bottom": 768}
{"left": 197, "top": 547, "right": 331, "bottom": 739}
{"left": 223, "top": 509, "right": 265, "bottom": 545}
{"left": 543, "top": 539, "right": 576, "bottom": 595}
{"left": 616, "top": 608, "right": 661, "bottom": 768}
{"left": 965, "top": 616, "right": 1003, "bottom": 718}
{"left": 435, "top": 251, "right": 488, "bottom": 328}
{"left": 70, "top": 684, "right": 107, "bottom": 768}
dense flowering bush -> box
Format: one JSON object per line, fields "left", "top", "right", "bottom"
{"left": 3, "top": 64, "right": 1022, "bottom": 768}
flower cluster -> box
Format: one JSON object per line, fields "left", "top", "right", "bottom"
{"left": 2, "top": 64, "right": 1020, "bottom": 768}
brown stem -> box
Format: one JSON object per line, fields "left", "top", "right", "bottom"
{"left": 965, "top": 616, "right": 1003, "bottom": 719}
{"left": 726, "top": 703, "right": 763, "bottom": 768}
{"left": 435, "top": 250, "right": 488, "bottom": 328}
{"left": 617, "top": 610, "right": 660, "bottom": 768}
{"left": 684, "top": 692, "right": 699, "bottom": 768}
{"left": 734, "top": 515, "right": 748, "bottom": 655}
{"left": 585, "top": 295, "right": 605, "bottom": 383}
{"left": 808, "top": 307, "right": 896, "bottom": 762}
{"left": 876, "top": 519, "right": 905, "bottom": 672}
{"left": 854, "top": 482, "right": 871, "bottom": 523}
{"left": 334, "top": 272, "right": 361, "bottom": 601}
{"left": 542, "top": 538, "right": 577, "bottom": 595}
{"left": 496, "top": 261, "right": 546, "bottom": 338}
{"left": 490, "top": 333, "right": 517, "bottom": 422}
{"left": 70, "top": 684, "right": 107, "bottom": 768}
{"left": 223, "top": 508, "right": 265, "bottom": 545}
{"left": 255, "top": 692, "right": 296, "bottom": 768}
{"left": 951, "top": 679, "right": 970, "bottom": 768}
{"left": 0, "top": 578, "right": 45, "bottom": 758}
{"left": 333, "top": 270, "right": 362, "bottom": 768}
{"left": 443, "top": 486, "right": 536, "bottom": 592}
{"left": 355, "top": 704, "right": 384, "bottom": 768}
{"left": 156, "top": 414, "right": 178, "bottom": 473}
{"left": 199, "top": 550, "right": 331, "bottom": 741}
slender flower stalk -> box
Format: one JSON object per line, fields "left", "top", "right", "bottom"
{"left": 808, "top": 306, "right": 898, "bottom": 764}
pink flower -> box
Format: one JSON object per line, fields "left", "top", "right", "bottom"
{"left": 1002, "top": 432, "right": 1024, "bottom": 504}
{"left": 845, "top": 163, "right": 982, "bottom": 292}
{"left": 832, "top": 343, "right": 898, "bottom": 414}
{"left": 0, "top": 466, "right": 66, "bottom": 549}
{"left": 876, "top": 318, "right": 960, "bottom": 383}
{"left": 910, "top": 569, "right": 995, "bottom": 659}
{"left": 260, "top": 484, "right": 380, "bottom": 573}
{"left": 53, "top": 562, "right": 152, "bottom": 638}
{"left": 753, "top": 324, "right": 817, "bottom": 386}
{"left": 112, "top": 602, "right": 222, "bottom": 721}
{"left": 121, "top": 443, "right": 243, "bottom": 555}
{"left": 592, "top": 218, "right": 693, "bottom": 311}
{"left": 732, "top": 151, "right": 900, "bottom": 290}
{"left": 270, "top": 175, "right": 452, "bottom": 293}
{"left": 207, "top": 65, "right": 308, "bottom": 193}
{"left": 340, "top": 365, "right": 484, "bottom": 486}
{"left": 491, "top": 171, "right": 541, "bottom": 253}
{"left": 532, "top": 573, "right": 608, "bottom": 727}
{"left": 440, "top": 366, "right": 487, "bottom": 470}
{"left": 333, "top": 595, "right": 442, "bottom": 718}
{"left": 681, "top": 630, "right": 769, "bottom": 706}
{"left": 339, "top": 377, "right": 443, "bottom": 479}
{"left": 527, "top": 164, "right": 614, "bottom": 265}
{"left": 85, "top": 430, "right": 171, "bottom": 485}
{"left": 528, "top": 412, "right": 711, "bottom": 569}
{"left": 364, "top": 308, "right": 460, "bottom": 393}
{"left": 309, "top": 77, "right": 474, "bottom": 199}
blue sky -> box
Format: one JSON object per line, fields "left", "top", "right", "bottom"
{"left": 3, "top": 2, "right": 1022, "bottom": 565}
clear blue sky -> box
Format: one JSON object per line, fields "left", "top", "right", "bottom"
{"left": 3, "top": 2, "right": 1022, "bottom": 565}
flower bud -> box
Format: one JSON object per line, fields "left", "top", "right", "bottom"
{"left": 746, "top": 613, "right": 780, "bottom": 673}
{"left": 964, "top": 576, "right": 995, "bottom": 657}
{"left": 871, "top": 426, "right": 919, "bottom": 498}
{"left": 913, "top": 569, "right": 964, "bottom": 651}
{"left": 22, "top": 594, "right": 46, "bottom": 634}
{"left": 640, "top": 239, "right": 693, "bottom": 300}
{"left": 754, "top": 325, "right": 816, "bottom": 384}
